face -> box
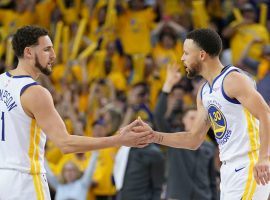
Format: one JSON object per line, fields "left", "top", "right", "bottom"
{"left": 242, "top": 10, "right": 256, "bottom": 22}
{"left": 32, "top": 36, "right": 56, "bottom": 75}
{"left": 162, "top": 35, "right": 175, "bottom": 49}
{"left": 63, "top": 162, "right": 80, "bottom": 183}
{"left": 182, "top": 110, "right": 197, "bottom": 131}
{"left": 181, "top": 39, "right": 202, "bottom": 79}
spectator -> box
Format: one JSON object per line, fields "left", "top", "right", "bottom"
{"left": 154, "top": 65, "right": 218, "bottom": 200}
{"left": 45, "top": 151, "right": 98, "bottom": 200}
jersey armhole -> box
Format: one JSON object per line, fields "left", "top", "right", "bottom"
{"left": 221, "top": 70, "right": 240, "bottom": 104}
{"left": 200, "top": 82, "right": 207, "bottom": 101}
{"left": 20, "top": 82, "right": 39, "bottom": 96}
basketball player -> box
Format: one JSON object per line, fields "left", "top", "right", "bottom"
{"left": 134, "top": 29, "right": 270, "bottom": 200}
{"left": 0, "top": 26, "right": 153, "bottom": 199}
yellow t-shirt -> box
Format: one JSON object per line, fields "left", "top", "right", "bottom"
{"left": 152, "top": 41, "right": 184, "bottom": 82}
{"left": 35, "top": 0, "right": 56, "bottom": 28}
{"left": 54, "top": 152, "right": 92, "bottom": 175}
{"left": 92, "top": 148, "right": 118, "bottom": 196}
{"left": 87, "top": 51, "right": 123, "bottom": 82}
{"left": 230, "top": 22, "right": 269, "bottom": 64}
{"left": 0, "top": 9, "right": 35, "bottom": 36}
{"left": 56, "top": 0, "right": 81, "bottom": 25}
{"left": 257, "top": 59, "right": 270, "bottom": 80}
{"left": 117, "top": 8, "right": 156, "bottom": 55}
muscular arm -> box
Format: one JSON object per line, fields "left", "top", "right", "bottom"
{"left": 21, "top": 86, "right": 151, "bottom": 154}
{"left": 141, "top": 86, "right": 211, "bottom": 150}
{"left": 223, "top": 71, "right": 270, "bottom": 184}
{"left": 223, "top": 72, "right": 270, "bottom": 160}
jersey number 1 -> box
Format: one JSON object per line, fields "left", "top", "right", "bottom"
{"left": 1, "top": 112, "right": 5, "bottom": 141}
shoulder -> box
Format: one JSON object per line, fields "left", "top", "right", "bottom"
{"left": 223, "top": 70, "right": 255, "bottom": 98}
{"left": 21, "top": 84, "right": 52, "bottom": 101}
{"left": 21, "top": 85, "right": 54, "bottom": 117}
{"left": 224, "top": 70, "right": 254, "bottom": 89}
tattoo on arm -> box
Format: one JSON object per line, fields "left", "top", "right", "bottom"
{"left": 158, "top": 135, "right": 164, "bottom": 144}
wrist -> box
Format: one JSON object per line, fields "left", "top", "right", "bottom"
{"left": 113, "top": 132, "right": 122, "bottom": 147}
{"left": 258, "top": 149, "right": 269, "bottom": 160}
{"left": 153, "top": 131, "right": 164, "bottom": 144}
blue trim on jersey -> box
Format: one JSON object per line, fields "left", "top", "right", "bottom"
{"left": 221, "top": 69, "right": 241, "bottom": 104}
{"left": 200, "top": 81, "right": 207, "bottom": 100}
{"left": 209, "top": 65, "right": 231, "bottom": 93}
{"left": 6, "top": 71, "right": 32, "bottom": 78}
{"left": 20, "top": 82, "right": 38, "bottom": 96}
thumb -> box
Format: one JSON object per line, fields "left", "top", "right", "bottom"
{"left": 137, "top": 116, "right": 145, "bottom": 126}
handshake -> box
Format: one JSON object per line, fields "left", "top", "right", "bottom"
{"left": 117, "top": 117, "right": 159, "bottom": 148}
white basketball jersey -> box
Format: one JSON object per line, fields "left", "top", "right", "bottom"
{"left": 0, "top": 72, "right": 46, "bottom": 174}
{"left": 201, "top": 65, "right": 259, "bottom": 162}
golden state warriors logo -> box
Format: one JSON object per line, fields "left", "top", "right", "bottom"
{"left": 208, "top": 104, "right": 227, "bottom": 139}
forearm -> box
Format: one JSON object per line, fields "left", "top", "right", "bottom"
{"left": 258, "top": 114, "right": 270, "bottom": 159}
{"left": 59, "top": 135, "right": 120, "bottom": 154}
{"left": 153, "top": 131, "right": 202, "bottom": 150}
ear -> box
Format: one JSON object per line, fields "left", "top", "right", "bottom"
{"left": 24, "top": 47, "right": 33, "bottom": 59}
{"left": 200, "top": 50, "right": 207, "bottom": 61}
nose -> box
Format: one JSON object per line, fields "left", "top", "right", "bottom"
{"left": 51, "top": 48, "right": 56, "bottom": 60}
{"left": 181, "top": 54, "right": 184, "bottom": 62}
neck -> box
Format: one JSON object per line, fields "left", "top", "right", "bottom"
{"left": 200, "top": 58, "right": 224, "bottom": 85}
{"left": 10, "top": 59, "right": 40, "bottom": 80}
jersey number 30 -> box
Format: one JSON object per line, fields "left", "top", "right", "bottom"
{"left": 1, "top": 112, "right": 5, "bottom": 141}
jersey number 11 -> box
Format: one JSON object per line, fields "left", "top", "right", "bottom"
{"left": 1, "top": 112, "right": 5, "bottom": 141}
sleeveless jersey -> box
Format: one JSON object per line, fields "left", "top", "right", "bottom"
{"left": 201, "top": 65, "right": 260, "bottom": 162}
{"left": 0, "top": 72, "right": 46, "bottom": 174}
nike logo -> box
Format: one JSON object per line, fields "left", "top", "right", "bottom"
{"left": 235, "top": 167, "right": 245, "bottom": 172}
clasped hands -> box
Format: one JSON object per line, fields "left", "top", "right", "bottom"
{"left": 118, "top": 117, "right": 156, "bottom": 148}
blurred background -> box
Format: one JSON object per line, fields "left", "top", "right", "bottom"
{"left": 0, "top": 0, "right": 269, "bottom": 199}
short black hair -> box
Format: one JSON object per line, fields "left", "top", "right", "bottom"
{"left": 12, "top": 25, "right": 48, "bottom": 58}
{"left": 186, "top": 28, "right": 222, "bottom": 57}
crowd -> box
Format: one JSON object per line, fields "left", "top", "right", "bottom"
{"left": 0, "top": 0, "right": 269, "bottom": 199}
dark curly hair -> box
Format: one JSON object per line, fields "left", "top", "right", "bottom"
{"left": 186, "top": 28, "right": 222, "bottom": 57}
{"left": 12, "top": 25, "right": 48, "bottom": 58}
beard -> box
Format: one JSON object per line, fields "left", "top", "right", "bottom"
{"left": 34, "top": 54, "right": 52, "bottom": 76}
{"left": 185, "top": 61, "right": 201, "bottom": 79}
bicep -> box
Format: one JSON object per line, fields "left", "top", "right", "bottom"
{"left": 224, "top": 72, "right": 270, "bottom": 119}
{"left": 21, "top": 86, "right": 69, "bottom": 144}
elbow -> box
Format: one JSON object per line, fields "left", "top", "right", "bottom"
{"left": 57, "top": 136, "right": 73, "bottom": 154}
{"left": 60, "top": 147, "right": 72, "bottom": 154}
{"left": 189, "top": 142, "right": 200, "bottom": 150}
{"left": 187, "top": 133, "right": 203, "bottom": 150}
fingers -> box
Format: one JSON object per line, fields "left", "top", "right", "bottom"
{"left": 254, "top": 167, "right": 259, "bottom": 184}
{"left": 137, "top": 116, "right": 144, "bottom": 126}
{"left": 124, "top": 119, "right": 139, "bottom": 130}
{"left": 137, "top": 117, "right": 151, "bottom": 128}
{"left": 137, "top": 143, "right": 149, "bottom": 148}
{"left": 138, "top": 133, "right": 154, "bottom": 143}
{"left": 132, "top": 125, "right": 148, "bottom": 132}
{"left": 254, "top": 164, "right": 270, "bottom": 185}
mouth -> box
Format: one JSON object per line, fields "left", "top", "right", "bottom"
{"left": 47, "top": 61, "right": 54, "bottom": 68}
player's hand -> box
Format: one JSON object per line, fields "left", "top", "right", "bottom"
{"left": 132, "top": 117, "right": 156, "bottom": 144}
{"left": 253, "top": 157, "right": 270, "bottom": 185}
{"left": 118, "top": 119, "right": 154, "bottom": 148}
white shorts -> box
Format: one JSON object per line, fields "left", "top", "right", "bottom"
{"left": 220, "top": 155, "right": 270, "bottom": 200}
{"left": 0, "top": 169, "right": 51, "bottom": 200}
